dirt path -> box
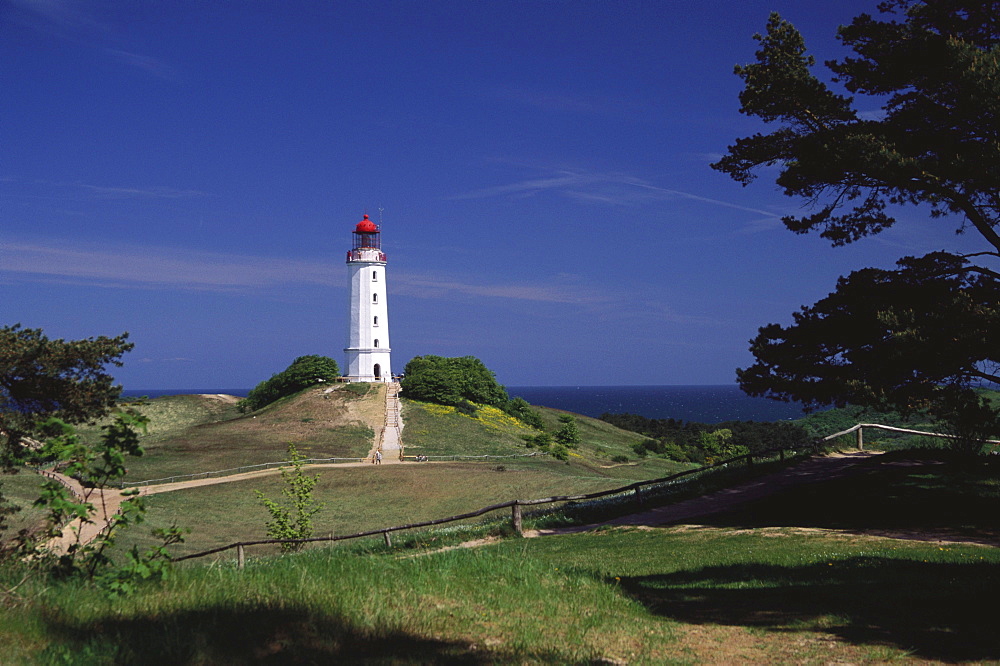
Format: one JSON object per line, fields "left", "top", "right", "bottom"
{"left": 44, "top": 450, "right": 879, "bottom": 554}
{"left": 44, "top": 477, "right": 135, "bottom": 555}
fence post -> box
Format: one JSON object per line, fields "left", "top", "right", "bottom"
{"left": 635, "top": 486, "right": 644, "bottom": 507}
{"left": 856, "top": 427, "right": 864, "bottom": 451}
{"left": 779, "top": 448, "right": 785, "bottom": 461}
{"left": 383, "top": 531, "right": 392, "bottom": 548}
{"left": 237, "top": 544, "right": 245, "bottom": 570}
{"left": 512, "top": 502, "right": 523, "bottom": 536}
{"left": 746, "top": 453, "right": 754, "bottom": 467}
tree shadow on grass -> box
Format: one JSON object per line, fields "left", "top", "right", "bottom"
{"left": 39, "top": 603, "right": 573, "bottom": 665}
{"left": 618, "top": 557, "right": 999, "bottom": 662}
{"left": 698, "top": 457, "right": 1000, "bottom": 545}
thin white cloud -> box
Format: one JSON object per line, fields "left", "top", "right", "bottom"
{"left": 1, "top": 240, "right": 718, "bottom": 330}
{"left": 0, "top": 241, "right": 335, "bottom": 291}
{"left": 8, "top": 0, "right": 110, "bottom": 36}
{"left": 137, "top": 357, "right": 193, "bottom": 364}
{"left": 447, "top": 172, "right": 594, "bottom": 200}
{"left": 491, "top": 86, "right": 644, "bottom": 117}
{"left": 1, "top": 240, "right": 614, "bottom": 304}
{"left": 104, "top": 49, "right": 182, "bottom": 82}
{"left": 9, "top": 1, "right": 180, "bottom": 82}
{"left": 449, "top": 168, "right": 778, "bottom": 218}
{"left": 75, "top": 183, "right": 206, "bottom": 199}
{"left": 0, "top": 178, "right": 208, "bottom": 202}
{"left": 392, "top": 273, "right": 613, "bottom": 305}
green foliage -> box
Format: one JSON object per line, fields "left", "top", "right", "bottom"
{"left": 400, "top": 357, "right": 547, "bottom": 430}
{"left": 99, "top": 524, "right": 186, "bottom": 596}
{"left": 0, "top": 324, "right": 132, "bottom": 464}
{"left": 605, "top": 413, "right": 810, "bottom": 464}
{"left": 239, "top": 355, "right": 340, "bottom": 412}
{"left": 549, "top": 444, "right": 570, "bottom": 461}
{"left": 712, "top": 2, "right": 1000, "bottom": 450}
{"left": 518, "top": 429, "right": 569, "bottom": 460}
{"left": 504, "top": 397, "right": 545, "bottom": 430}
{"left": 400, "top": 355, "right": 508, "bottom": 408}
{"left": 26, "top": 411, "right": 183, "bottom": 593}
{"left": 522, "top": 431, "right": 553, "bottom": 450}
{"left": 553, "top": 415, "right": 581, "bottom": 449}
{"left": 698, "top": 428, "right": 749, "bottom": 465}
{"left": 455, "top": 400, "right": 478, "bottom": 416}
{"left": 255, "top": 444, "right": 323, "bottom": 552}
{"left": 739, "top": 254, "right": 1000, "bottom": 450}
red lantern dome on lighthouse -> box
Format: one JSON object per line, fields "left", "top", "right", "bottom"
{"left": 355, "top": 214, "right": 378, "bottom": 234}
{"left": 352, "top": 214, "right": 381, "bottom": 251}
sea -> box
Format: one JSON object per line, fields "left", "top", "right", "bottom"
{"left": 122, "top": 385, "right": 809, "bottom": 424}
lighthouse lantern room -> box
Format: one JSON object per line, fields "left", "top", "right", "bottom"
{"left": 344, "top": 214, "right": 392, "bottom": 382}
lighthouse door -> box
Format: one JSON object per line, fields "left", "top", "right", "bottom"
{"left": 373, "top": 364, "right": 381, "bottom": 380}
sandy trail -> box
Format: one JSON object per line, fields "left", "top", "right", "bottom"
{"left": 44, "top": 476, "right": 134, "bottom": 554}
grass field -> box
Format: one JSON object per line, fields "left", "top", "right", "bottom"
{"left": 7, "top": 388, "right": 1000, "bottom": 663}
{"left": 116, "top": 459, "right": 638, "bottom": 558}
{"left": 5, "top": 521, "right": 999, "bottom": 663}
{"left": 0, "top": 471, "right": 48, "bottom": 537}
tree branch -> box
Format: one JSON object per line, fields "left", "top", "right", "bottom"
{"left": 970, "top": 369, "right": 1000, "bottom": 384}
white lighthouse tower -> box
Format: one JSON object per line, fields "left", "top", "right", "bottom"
{"left": 344, "top": 213, "right": 392, "bottom": 382}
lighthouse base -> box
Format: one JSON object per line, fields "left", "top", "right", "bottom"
{"left": 344, "top": 348, "right": 392, "bottom": 383}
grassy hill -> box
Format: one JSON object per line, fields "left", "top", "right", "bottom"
{"left": 117, "top": 385, "right": 382, "bottom": 481}
{"left": 77, "top": 389, "right": 684, "bottom": 557}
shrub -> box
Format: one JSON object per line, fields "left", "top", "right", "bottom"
{"left": 504, "top": 397, "right": 545, "bottom": 430}
{"left": 522, "top": 432, "right": 553, "bottom": 450}
{"left": 400, "top": 355, "right": 508, "bottom": 408}
{"left": 553, "top": 415, "right": 581, "bottom": 449}
{"left": 254, "top": 444, "right": 323, "bottom": 553}
{"left": 239, "top": 355, "right": 340, "bottom": 412}
{"left": 550, "top": 443, "right": 570, "bottom": 461}
{"left": 456, "top": 400, "right": 478, "bottom": 416}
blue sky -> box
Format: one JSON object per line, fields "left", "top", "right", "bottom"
{"left": 2, "top": 0, "right": 975, "bottom": 389}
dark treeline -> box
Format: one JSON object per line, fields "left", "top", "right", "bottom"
{"left": 600, "top": 413, "right": 810, "bottom": 465}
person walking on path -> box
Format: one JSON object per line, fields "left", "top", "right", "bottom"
{"left": 375, "top": 450, "right": 382, "bottom": 465}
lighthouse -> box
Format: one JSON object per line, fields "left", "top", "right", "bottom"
{"left": 344, "top": 214, "right": 392, "bottom": 382}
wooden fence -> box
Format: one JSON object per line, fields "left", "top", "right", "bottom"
{"left": 172, "top": 442, "right": 812, "bottom": 567}
{"left": 77, "top": 421, "right": 1000, "bottom": 568}
{"left": 38, "top": 468, "right": 83, "bottom": 501}
{"left": 821, "top": 423, "right": 1000, "bottom": 449}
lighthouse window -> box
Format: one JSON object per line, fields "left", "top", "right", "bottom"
{"left": 374, "top": 339, "right": 379, "bottom": 348}
{"left": 372, "top": 271, "right": 377, "bottom": 281}
{"left": 373, "top": 293, "right": 378, "bottom": 304}
{"left": 373, "top": 316, "right": 379, "bottom": 326}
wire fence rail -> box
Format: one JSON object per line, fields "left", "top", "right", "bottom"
{"left": 114, "top": 452, "right": 551, "bottom": 488}
{"left": 171, "top": 442, "right": 816, "bottom": 568}
{"left": 111, "top": 457, "right": 370, "bottom": 489}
